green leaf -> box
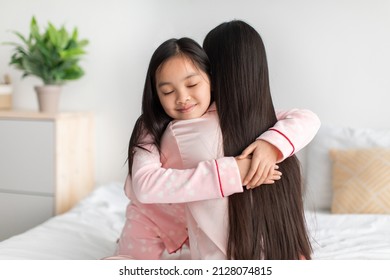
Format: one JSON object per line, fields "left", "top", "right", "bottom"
{"left": 60, "top": 48, "right": 85, "bottom": 59}
{"left": 58, "top": 27, "right": 69, "bottom": 50}
{"left": 12, "top": 31, "right": 29, "bottom": 46}
{"left": 47, "top": 23, "right": 59, "bottom": 47}
{"left": 77, "top": 39, "right": 89, "bottom": 48}
{"left": 71, "top": 28, "right": 78, "bottom": 41}
{"left": 30, "top": 16, "right": 41, "bottom": 41}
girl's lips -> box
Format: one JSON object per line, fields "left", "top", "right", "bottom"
{"left": 177, "top": 104, "right": 196, "bottom": 113}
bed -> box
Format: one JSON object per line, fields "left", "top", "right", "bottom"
{"left": 0, "top": 125, "right": 389, "bottom": 260}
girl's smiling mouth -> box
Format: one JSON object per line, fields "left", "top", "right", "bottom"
{"left": 177, "top": 104, "right": 196, "bottom": 113}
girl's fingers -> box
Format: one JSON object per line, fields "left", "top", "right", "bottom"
{"left": 247, "top": 170, "right": 282, "bottom": 189}
{"left": 243, "top": 157, "right": 260, "bottom": 185}
{"left": 245, "top": 163, "right": 265, "bottom": 187}
{"left": 238, "top": 145, "right": 255, "bottom": 159}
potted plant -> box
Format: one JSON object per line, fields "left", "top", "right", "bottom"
{"left": 5, "top": 16, "right": 88, "bottom": 113}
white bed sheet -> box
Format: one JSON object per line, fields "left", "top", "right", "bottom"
{"left": 0, "top": 182, "right": 127, "bottom": 260}
{"left": 0, "top": 182, "right": 389, "bottom": 260}
{"left": 306, "top": 211, "right": 390, "bottom": 259}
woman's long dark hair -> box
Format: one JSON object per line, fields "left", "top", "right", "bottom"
{"left": 203, "top": 20, "right": 312, "bottom": 259}
{"left": 128, "top": 38, "right": 211, "bottom": 175}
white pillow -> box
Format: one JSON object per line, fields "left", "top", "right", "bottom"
{"left": 304, "top": 125, "right": 390, "bottom": 211}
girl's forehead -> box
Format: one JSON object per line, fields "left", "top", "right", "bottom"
{"left": 157, "top": 55, "right": 202, "bottom": 78}
{"left": 160, "top": 54, "right": 194, "bottom": 68}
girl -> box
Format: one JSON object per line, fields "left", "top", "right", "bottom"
{"left": 112, "top": 36, "right": 319, "bottom": 259}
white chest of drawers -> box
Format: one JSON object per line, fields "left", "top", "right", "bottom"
{"left": 0, "top": 111, "right": 94, "bottom": 241}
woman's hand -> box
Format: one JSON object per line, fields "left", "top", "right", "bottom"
{"left": 237, "top": 139, "right": 282, "bottom": 189}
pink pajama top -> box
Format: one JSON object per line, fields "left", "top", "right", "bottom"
{"left": 125, "top": 103, "right": 320, "bottom": 256}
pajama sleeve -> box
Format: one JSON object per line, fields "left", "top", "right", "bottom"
{"left": 257, "top": 109, "right": 321, "bottom": 162}
{"left": 129, "top": 143, "right": 243, "bottom": 204}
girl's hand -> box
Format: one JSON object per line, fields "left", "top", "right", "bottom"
{"left": 235, "top": 158, "right": 282, "bottom": 189}
{"left": 237, "top": 139, "right": 282, "bottom": 188}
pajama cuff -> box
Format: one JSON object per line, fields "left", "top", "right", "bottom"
{"left": 257, "top": 129, "right": 294, "bottom": 162}
{"left": 214, "top": 157, "right": 244, "bottom": 197}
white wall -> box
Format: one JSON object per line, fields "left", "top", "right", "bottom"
{"left": 1, "top": 0, "right": 389, "bottom": 184}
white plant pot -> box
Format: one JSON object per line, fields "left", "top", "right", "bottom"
{"left": 34, "top": 85, "right": 61, "bottom": 113}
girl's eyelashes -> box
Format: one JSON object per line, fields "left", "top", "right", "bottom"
{"left": 159, "top": 87, "right": 174, "bottom": 95}
{"left": 159, "top": 82, "right": 198, "bottom": 95}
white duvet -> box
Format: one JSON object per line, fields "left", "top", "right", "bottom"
{"left": 0, "top": 183, "right": 389, "bottom": 260}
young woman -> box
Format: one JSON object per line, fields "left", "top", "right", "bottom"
{"left": 187, "top": 19, "right": 314, "bottom": 259}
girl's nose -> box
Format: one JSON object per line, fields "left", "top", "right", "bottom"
{"left": 176, "top": 95, "right": 191, "bottom": 104}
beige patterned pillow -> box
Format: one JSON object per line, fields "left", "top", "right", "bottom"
{"left": 329, "top": 148, "right": 390, "bottom": 214}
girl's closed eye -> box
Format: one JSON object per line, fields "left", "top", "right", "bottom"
{"left": 187, "top": 83, "right": 198, "bottom": 88}
{"left": 162, "top": 90, "right": 174, "bottom": 95}
{"left": 159, "top": 86, "right": 174, "bottom": 95}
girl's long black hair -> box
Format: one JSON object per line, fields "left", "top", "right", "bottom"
{"left": 128, "top": 38, "right": 211, "bottom": 175}
{"left": 203, "top": 20, "right": 312, "bottom": 259}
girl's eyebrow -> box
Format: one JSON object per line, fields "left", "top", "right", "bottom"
{"left": 157, "top": 73, "right": 199, "bottom": 88}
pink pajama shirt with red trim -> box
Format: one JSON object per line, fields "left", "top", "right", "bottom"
{"left": 113, "top": 103, "right": 320, "bottom": 259}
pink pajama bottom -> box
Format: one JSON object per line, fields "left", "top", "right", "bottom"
{"left": 105, "top": 203, "right": 189, "bottom": 260}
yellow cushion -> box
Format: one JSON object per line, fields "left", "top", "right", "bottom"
{"left": 329, "top": 148, "right": 390, "bottom": 214}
